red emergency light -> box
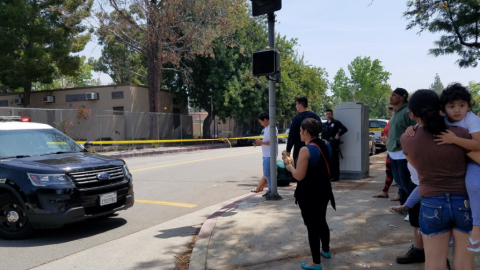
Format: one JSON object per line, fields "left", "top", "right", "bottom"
{"left": 21, "top": 117, "right": 31, "bottom": 122}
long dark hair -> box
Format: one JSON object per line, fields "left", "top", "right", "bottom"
{"left": 408, "top": 90, "right": 446, "bottom": 135}
{"left": 300, "top": 118, "right": 322, "bottom": 137}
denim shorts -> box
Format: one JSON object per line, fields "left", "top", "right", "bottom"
{"left": 419, "top": 194, "right": 473, "bottom": 236}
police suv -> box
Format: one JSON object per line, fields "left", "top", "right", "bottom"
{"left": 0, "top": 116, "right": 134, "bottom": 239}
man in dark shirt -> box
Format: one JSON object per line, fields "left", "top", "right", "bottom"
{"left": 322, "top": 109, "right": 348, "bottom": 182}
{"left": 286, "top": 97, "right": 320, "bottom": 164}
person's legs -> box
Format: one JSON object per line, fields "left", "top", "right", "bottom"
{"left": 466, "top": 162, "right": 480, "bottom": 251}
{"left": 397, "top": 203, "right": 425, "bottom": 264}
{"left": 298, "top": 200, "right": 321, "bottom": 267}
{"left": 383, "top": 155, "right": 394, "bottom": 192}
{"left": 390, "top": 159, "right": 412, "bottom": 205}
{"left": 330, "top": 145, "right": 340, "bottom": 181}
{"left": 422, "top": 232, "right": 451, "bottom": 270}
{"left": 374, "top": 155, "right": 393, "bottom": 198}
{"left": 319, "top": 203, "right": 330, "bottom": 254}
{"left": 262, "top": 157, "right": 271, "bottom": 191}
{"left": 452, "top": 230, "right": 476, "bottom": 270}
{"left": 389, "top": 159, "right": 406, "bottom": 203}
{"left": 253, "top": 176, "right": 267, "bottom": 192}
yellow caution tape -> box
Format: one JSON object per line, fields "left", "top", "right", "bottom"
{"left": 369, "top": 128, "right": 384, "bottom": 132}
{"left": 76, "top": 134, "right": 289, "bottom": 148}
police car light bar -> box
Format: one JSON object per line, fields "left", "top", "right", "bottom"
{"left": 0, "top": 116, "right": 30, "bottom": 122}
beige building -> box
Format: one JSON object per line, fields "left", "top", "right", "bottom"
{"left": 0, "top": 84, "right": 192, "bottom": 141}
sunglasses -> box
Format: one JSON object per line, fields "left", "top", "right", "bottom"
{"left": 388, "top": 107, "right": 394, "bottom": 110}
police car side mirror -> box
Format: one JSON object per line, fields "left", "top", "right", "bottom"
{"left": 84, "top": 142, "right": 94, "bottom": 150}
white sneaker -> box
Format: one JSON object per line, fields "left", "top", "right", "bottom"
{"left": 404, "top": 214, "right": 410, "bottom": 222}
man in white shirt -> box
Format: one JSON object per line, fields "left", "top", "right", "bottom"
{"left": 255, "top": 112, "right": 278, "bottom": 197}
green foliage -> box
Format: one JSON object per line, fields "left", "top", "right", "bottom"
{"left": 430, "top": 73, "right": 445, "bottom": 94}
{"left": 331, "top": 56, "right": 391, "bottom": 118}
{"left": 170, "top": 16, "right": 329, "bottom": 138}
{"left": 469, "top": 81, "right": 480, "bottom": 113}
{"left": 0, "top": 0, "right": 93, "bottom": 105}
{"left": 404, "top": 0, "right": 480, "bottom": 68}
{"left": 91, "top": 9, "right": 147, "bottom": 85}
{"left": 33, "top": 57, "right": 101, "bottom": 90}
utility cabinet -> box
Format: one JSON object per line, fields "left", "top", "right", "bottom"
{"left": 334, "top": 102, "right": 370, "bottom": 179}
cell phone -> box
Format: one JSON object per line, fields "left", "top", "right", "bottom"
{"left": 465, "top": 200, "right": 470, "bottom": 208}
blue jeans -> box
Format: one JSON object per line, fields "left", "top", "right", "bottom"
{"left": 419, "top": 194, "right": 472, "bottom": 236}
{"left": 390, "top": 158, "right": 414, "bottom": 205}
{"left": 263, "top": 157, "right": 271, "bottom": 191}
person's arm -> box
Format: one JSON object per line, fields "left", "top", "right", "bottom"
{"left": 286, "top": 147, "right": 310, "bottom": 181}
{"left": 434, "top": 131, "right": 480, "bottom": 151}
{"left": 286, "top": 117, "right": 299, "bottom": 153}
{"left": 337, "top": 120, "right": 348, "bottom": 136}
{"left": 468, "top": 150, "right": 480, "bottom": 165}
{"left": 255, "top": 140, "right": 270, "bottom": 146}
{"left": 405, "top": 186, "right": 420, "bottom": 209}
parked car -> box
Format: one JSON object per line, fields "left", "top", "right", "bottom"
{"left": 369, "top": 119, "right": 389, "bottom": 150}
{"left": 278, "top": 128, "right": 289, "bottom": 143}
{"left": 236, "top": 130, "right": 263, "bottom": 146}
{"left": 0, "top": 116, "right": 134, "bottom": 239}
{"left": 369, "top": 133, "right": 376, "bottom": 156}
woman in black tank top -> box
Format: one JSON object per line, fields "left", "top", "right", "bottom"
{"left": 286, "top": 118, "right": 335, "bottom": 270}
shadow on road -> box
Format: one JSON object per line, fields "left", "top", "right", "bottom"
{"left": 154, "top": 225, "right": 201, "bottom": 239}
{"left": 0, "top": 216, "right": 127, "bottom": 247}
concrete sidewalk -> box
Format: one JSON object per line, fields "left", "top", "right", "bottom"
{"left": 189, "top": 152, "right": 480, "bottom": 269}
{"left": 100, "top": 143, "right": 230, "bottom": 159}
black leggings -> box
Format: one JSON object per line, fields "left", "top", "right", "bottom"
{"left": 298, "top": 198, "right": 330, "bottom": 264}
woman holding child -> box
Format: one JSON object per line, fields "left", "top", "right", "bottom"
{"left": 400, "top": 89, "right": 475, "bottom": 270}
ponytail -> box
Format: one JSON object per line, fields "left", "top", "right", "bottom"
{"left": 409, "top": 90, "right": 446, "bottom": 135}
{"left": 420, "top": 108, "right": 446, "bottom": 135}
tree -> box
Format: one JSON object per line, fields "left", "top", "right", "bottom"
{"left": 404, "top": 0, "right": 480, "bottom": 68}
{"left": 430, "top": 73, "right": 445, "bottom": 94}
{"left": 94, "top": 0, "right": 246, "bottom": 138}
{"left": 90, "top": 32, "right": 147, "bottom": 85}
{"left": 331, "top": 56, "right": 392, "bottom": 118}
{"left": 469, "top": 81, "right": 480, "bottom": 113}
{"left": 0, "top": 0, "right": 93, "bottom": 107}
{"left": 34, "top": 57, "right": 101, "bottom": 90}
{"left": 170, "top": 17, "right": 329, "bottom": 138}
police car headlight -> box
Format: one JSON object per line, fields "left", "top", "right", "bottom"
{"left": 123, "top": 165, "right": 131, "bottom": 176}
{"left": 27, "top": 173, "right": 73, "bottom": 187}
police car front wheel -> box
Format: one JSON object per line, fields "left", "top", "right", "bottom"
{"left": 0, "top": 193, "right": 34, "bottom": 240}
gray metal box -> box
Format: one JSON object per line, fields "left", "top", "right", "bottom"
{"left": 334, "top": 102, "right": 370, "bottom": 179}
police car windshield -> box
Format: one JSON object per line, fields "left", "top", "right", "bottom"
{"left": 0, "top": 129, "right": 83, "bottom": 159}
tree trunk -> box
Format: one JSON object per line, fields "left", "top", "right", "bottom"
{"left": 23, "top": 81, "right": 32, "bottom": 108}
{"left": 202, "top": 113, "right": 212, "bottom": 139}
{"left": 147, "top": 8, "right": 159, "bottom": 139}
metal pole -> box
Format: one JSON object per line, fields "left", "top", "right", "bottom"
{"left": 266, "top": 12, "right": 281, "bottom": 200}
{"left": 213, "top": 96, "right": 215, "bottom": 144}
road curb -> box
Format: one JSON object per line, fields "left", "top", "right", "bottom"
{"left": 189, "top": 191, "right": 266, "bottom": 270}
{"left": 105, "top": 144, "right": 230, "bottom": 159}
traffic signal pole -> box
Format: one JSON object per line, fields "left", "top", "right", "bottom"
{"left": 266, "top": 12, "right": 281, "bottom": 200}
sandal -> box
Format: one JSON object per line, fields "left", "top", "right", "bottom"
{"left": 372, "top": 192, "right": 389, "bottom": 198}
{"left": 467, "top": 237, "right": 480, "bottom": 252}
{"left": 390, "top": 194, "right": 401, "bottom": 201}
{"left": 251, "top": 189, "right": 263, "bottom": 193}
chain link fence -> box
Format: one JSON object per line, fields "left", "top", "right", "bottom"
{"left": 0, "top": 108, "right": 282, "bottom": 149}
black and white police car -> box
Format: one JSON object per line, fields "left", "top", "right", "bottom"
{"left": 0, "top": 116, "right": 134, "bottom": 239}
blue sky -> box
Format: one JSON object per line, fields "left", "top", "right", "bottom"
{"left": 81, "top": 0, "right": 479, "bottom": 93}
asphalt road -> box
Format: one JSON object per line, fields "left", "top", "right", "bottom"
{"left": 0, "top": 144, "right": 286, "bottom": 270}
